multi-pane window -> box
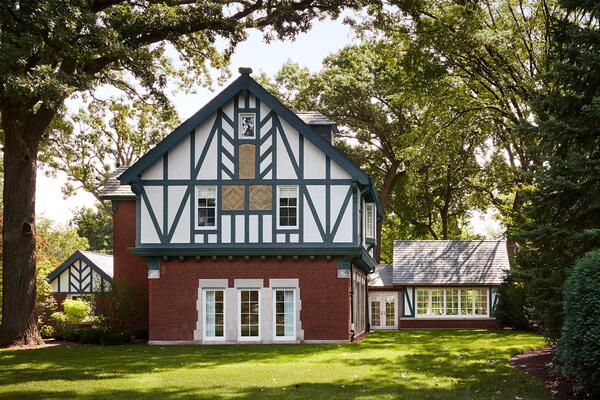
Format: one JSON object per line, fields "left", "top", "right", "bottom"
{"left": 474, "top": 288, "right": 488, "bottom": 315}
{"left": 197, "top": 186, "right": 217, "bottom": 228}
{"left": 371, "top": 297, "right": 381, "bottom": 327}
{"left": 204, "top": 289, "right": 224, "bottom": 338}
{"left": 278, "top": 186, "right": 298, "bottom": 228}
{"left": 239, "top": 113, "right": 256, "bottom": 138}
{"left": 417, "top": 289, "right": 429, "bottom": 315}
{"left": 365, "top": 203, "right": 375, "bottom": 238}
{"left": 430, "top": 289, "right": 444, "bottom": 315}
{"left": 274, "top": 289, "right": 295, "bottom": 338}
{"left": 239, "top": 289, "right": 260, "bottom": 338}
{"left": 416, "top": 288, "right": 488, "bottom": 318}
{"left": 446, "top": 289, "right": 459, "bottom": 316}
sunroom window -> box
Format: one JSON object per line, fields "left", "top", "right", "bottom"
{"left": 416, "top": 288, "right": 489, "bottom": 318}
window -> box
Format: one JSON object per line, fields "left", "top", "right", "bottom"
{"left": 417, "top": 289, "right": 429, "bottom": 315}
{"left": 274, "top": 289, "right": 295, "bottom": 339}
{"left": 365, "top": 203, "right": 375, "bottom": 238}
{"left": 460, "top": 289, "right": 473, "bottom": 316}
{"left": 203, "top": 289, "right": 224, "bottom": 339}
{"left": 197, "top": 186, "right": 217, "bottom": 228}
{"left": 446, "top": 288, "right": 459, "bottom": 316}
{"left": 474, "top": 288, "right": 488, "bottom": 315}
{"left": 430, "top": 289, "right": 444, "bottom": 316}
{"left": 416, "top": 288, "right": 489, "bottom": 318}
{"left": 277, "top": 186, "right": 298, "bottom": 228}
{"left": 239, "top": 113, "right": 256, "bottom": 138}
{"left": 239, "top": 289, "right": 260, "bottom": 338}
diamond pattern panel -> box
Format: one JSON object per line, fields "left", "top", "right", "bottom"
{"left": 222, "top": 185, "right": 245, "bottom": 210}
{"left": 249, "top": 185, "right": 272, "bottom": 210}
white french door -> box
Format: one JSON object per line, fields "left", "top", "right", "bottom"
{"left": 370, "top": 292, "right": 398, "bottom": 329}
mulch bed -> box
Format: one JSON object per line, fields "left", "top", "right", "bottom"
{"left": 510, "top": 348, "right": 582, "bottom": 399}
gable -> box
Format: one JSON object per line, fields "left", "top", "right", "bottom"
{"left": 119, "top": 73, "right": 367, "bottom": 186}
{"left": 47, "top": 251, "right": 113, "bottom": 294}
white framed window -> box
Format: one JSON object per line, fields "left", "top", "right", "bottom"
{"left": 196, "top": 186, "right": 217, "bottom": 229}
{"left": 273, "top": 289, "right": 296, "bottom": 340}
{"left": 277, "top": 186, "right": 298, "bottom": 229}
{"left": 416, "top": 287, "right": 489, "bottom": 318}
{"left": 238, "top": 289, "right": 260, "bottom": 340}
{"left": 203, "top": 289, "right": 225, "bottom": 340}
{"left": 365, "top": 203, "right": 375, "bottom": 238}
{"left": 239, "top": 113, "right": 256, "bottom": 139}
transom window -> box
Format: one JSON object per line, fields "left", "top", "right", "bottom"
{"left": 416, "top": 287, "right": 488, "bottom": 318}
{"left": 239, "top": 289, "right": 260, "bottom": 338}
{"left": 277, "top": 186, "right": 298, "bottom": 228}
{"left": 365, "top": 203, "right": 375, "bottom": 238}
{"left": 197, "top": 186, "right": 217, "bottom": 228}
{"left": 203, "top": 289, "right": 224, "bottom": 339}
{"left": 274, "top": 289, "right": 295, "bottom": 339}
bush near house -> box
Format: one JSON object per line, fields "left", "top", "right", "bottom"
{"left": 558, "top": 249, "right": 600, "bottom": 396}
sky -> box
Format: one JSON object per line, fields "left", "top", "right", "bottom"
{"left": 35, "top": 15, "right": 500, "bottom": 236}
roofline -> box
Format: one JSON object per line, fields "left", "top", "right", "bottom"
{"left": 47, "top": 250, "right": 113, "bottom": 283}
{"left": 394, "top": 239, "right": 507, "bottom": 243}
{"left": 369, "top": 283, "right": 502, "bottom": 288}
{"left": 117, "top": 73, "right": 378, "bottom": 204}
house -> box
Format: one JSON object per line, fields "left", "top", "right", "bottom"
{"left": 99, "top": 67, "right": 380, "bottom": 344}
{"left": 47, "top": 250, "right": 113, "bottom": 307}
{"left": 368, "top": 240, "right": 509, "bottom": 329}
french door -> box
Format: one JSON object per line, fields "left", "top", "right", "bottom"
{"left": 370, "top": 292, "right": 398, "bottom": 329}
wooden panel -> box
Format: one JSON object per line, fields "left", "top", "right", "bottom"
{"left": 222, "top": 185, "right": 245, "bottom": 210}
{"left": 249, "top": 185, "right": 272, "bottom": 210}
{"left": 239, "top": 144, "right": 255, "bottom": 179}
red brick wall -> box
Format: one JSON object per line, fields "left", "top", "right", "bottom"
{"left": 148, "top": 257, "right": 351, "bottom": 341}
{"left": 113, "top": 199, "right": 148, "bottom": 331}
{"left": 400, "top": 319, "right": 497, "bottom": 329}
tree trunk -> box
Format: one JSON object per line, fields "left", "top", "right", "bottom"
{"left": 374, "top": 160, "right": 402, "bottom": 263}
{"left": 0, "top": 107, "right": 51, "bottom": 347}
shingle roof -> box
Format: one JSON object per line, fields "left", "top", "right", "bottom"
{"left": 98, "top": 166, "right": 133, "bottom": 199}
{"left": 368, "top": 264, "right": 393, "bottom": 287}
{"left": 392, "top": 240, "right": 510, "bottom": 285}
{"left": 295, "top": 111, "right": 335, "bottom": 126}
{"left": 80, "top": 251, "right": 114, "bottom": 278}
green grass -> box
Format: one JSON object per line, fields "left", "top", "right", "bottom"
{"left": 0, "top": 330, "right": 549, "bottom": 399}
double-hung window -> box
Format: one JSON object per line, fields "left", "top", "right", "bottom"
{"left": 273, "top": 289, "right": 295, "bottom": 340}
{"left": 197, "top": 186, "right": 217, "bottom": 228}
{"left": 277, "top": 186, "right": 298, "bottom": 228}
{"left": 365, "top": 203, "right": 375, "bottom": 238}
{"left": 203, "top": 289, "right": 225, "bottom": 339}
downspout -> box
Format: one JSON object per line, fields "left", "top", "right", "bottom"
{"left": 349, "top": 263, "right": 355, "bottom": 342}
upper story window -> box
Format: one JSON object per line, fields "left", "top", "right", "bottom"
{"left": 239, "top": 113, "right": 256, "bottom": 139}
{"left": 277, "top": 186, "right": 298, "bottom": 228}
{"left": 365, "top": 203, "right": 375, "bottom": 238}
{"left": 197, "top": 186, "right": 217, "bottom": 228}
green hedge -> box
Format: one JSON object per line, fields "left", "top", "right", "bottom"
{"left": 558, "top": 249, "right": 600, "bottom": 396}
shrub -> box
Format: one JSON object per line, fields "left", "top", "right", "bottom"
{"left": 63, "top": 299, "right": 91, "bottom": 325}
{"left": 94, "top": 280, "right": 138, "bottom": 333}
{"left": 101, "top": 332, "right": 131, "bottom": 346}
{"left": 80, "top": 328, "right": 103, "bottom": 345}
{"left": 49, "top": 312, "right": 72, "bottom": 340}
{"left": 495, "top": 271, "right": 532, "bottom": 330}
{"left": 39, "top": 325, "right": 55, "bottom": 339}
{"left": 557, "top": 249, "right": 600, "bottom": 396}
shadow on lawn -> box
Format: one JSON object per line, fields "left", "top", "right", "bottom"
{"left": 0, "top": 343, "right": 336, "bottom": 386}
{"left": 0, "top": 378, "right": 491, "bottom": 400}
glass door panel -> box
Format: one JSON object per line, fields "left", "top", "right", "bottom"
{"left": 385, "top": 295, "right": 396, "bottom": 327}
{"left": 370, "top": 295, "right": 381, "bottom": 327}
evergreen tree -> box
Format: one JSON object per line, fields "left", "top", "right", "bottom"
{"left": 514, "top": 0, "right": 600, "bottom": 340}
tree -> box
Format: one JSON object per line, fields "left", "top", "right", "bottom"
{"left": 43, "top": 97, "right": 179, "bottom": 208}
{"left": 0, "top": 0, "right": 369, "bottom": 346}
{"left": 70, "top": 206, "right": 113, "bottom": 253}
{"left": 362, "top": 0, "right": 557, "bottom": 245}
{"left": 512, "top": 0, "right": 600, "bottom": 340}
{"left": 262, "top": 40, "right": 497, "bottom": 261}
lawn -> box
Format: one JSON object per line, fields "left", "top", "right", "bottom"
{"left": 0, "top": 330, "right": 549, "bottom": 400}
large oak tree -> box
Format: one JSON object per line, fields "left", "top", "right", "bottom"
{"left": 0, "top": 0, "right": 369, "bottom": 347}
